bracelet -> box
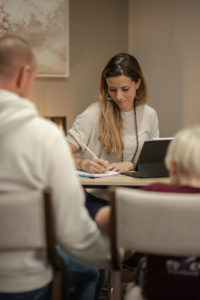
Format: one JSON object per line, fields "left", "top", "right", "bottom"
{"left": 78, "top": 159, "right": 90, "bottom": 171}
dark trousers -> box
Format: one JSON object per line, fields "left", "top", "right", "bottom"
{"left": 85, "top": 191, "right": 109, "bottom": 219}
{"left": 0, "top": 283, "right": 52, "bottom": 300}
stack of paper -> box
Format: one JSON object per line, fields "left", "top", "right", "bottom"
{"left": 76, "top": 170, "right": 119, "bottom": 178}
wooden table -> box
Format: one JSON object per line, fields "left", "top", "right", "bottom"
{"left": 79, "top": 173, "right": 170, "bottom": 188}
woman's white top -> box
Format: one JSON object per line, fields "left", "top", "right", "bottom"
{"left": 67, "top": 102, "right": 159, "bottom": 201}
{"left": 67, "top": 102, "right": 159, "bottom": 163}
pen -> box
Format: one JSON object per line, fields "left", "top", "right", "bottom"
{"left": 81, "top": 142, "right": 98, "bottom": 159}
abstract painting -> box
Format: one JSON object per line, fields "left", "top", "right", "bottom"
{"left": 0, "top": 0, "right": 69, "bottom": 77}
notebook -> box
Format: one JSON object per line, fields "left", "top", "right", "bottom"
{"left": 121, "top": 138, "right": 173, "bottom": 178}
{"left": 76, "top": 170, "right": 119, "bottom": 178}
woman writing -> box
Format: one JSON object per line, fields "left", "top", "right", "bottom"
{"left": 67, "top": 52, "right": 159, "bottom": 217}
{"left": 67, "top": 52, "right": 159, "bottom": 174}
{"left": 66, "top": 53, "right": 160, "bottom": 295}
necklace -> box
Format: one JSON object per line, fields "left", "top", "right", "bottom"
{"left": 122, "top": 101, "right": 139, "bottom": 163}
{"left": 132, "top": 101, "right": 139, "bottom": 163}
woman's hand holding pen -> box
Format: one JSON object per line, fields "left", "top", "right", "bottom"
{"left": 78, "top": 142, "right": 109, "bottom": 173}
{"left": 76, "top": 142, "right": 133, "bottom": 173}
{"left": 83, "top": 158, "right": 109, "bottom": 173}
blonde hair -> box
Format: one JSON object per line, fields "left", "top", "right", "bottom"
{"left": 99, "top": 53, "right": 147, "bottom": 157}
{"left": 165, "top": 124, "right": 200, "bottom": 177}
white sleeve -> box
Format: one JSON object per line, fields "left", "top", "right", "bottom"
{"left": 67, "top": 104, "right": 100, "bottom": 150}
{"left": 148, "top": 109, "right": 159, "bottom": 139}
{"left": 47, "top": 135, "right": 110, "bottom": 268}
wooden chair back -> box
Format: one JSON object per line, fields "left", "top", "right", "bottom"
{"left": 0, "top": 188, "right": 68, "bottom": 300}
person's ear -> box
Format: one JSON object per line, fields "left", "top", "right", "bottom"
{"left": 135, "top": 78, "right": 141, "bottom": 90}
{"left": 16, "top": 65, "right": 31, "bottom": 95}
{"left": 170, "top": 159, "right": 178, "bottom": 176}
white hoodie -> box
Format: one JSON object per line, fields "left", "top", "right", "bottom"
{"left": 0, "top": 90, "right": 110, "bottom": 292}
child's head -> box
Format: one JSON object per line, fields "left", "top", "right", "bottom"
{"left": 165, "top": 124, "right": 200, "bottom": 183}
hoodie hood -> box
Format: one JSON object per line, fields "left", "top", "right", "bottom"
{"left": 0, "top": 89, "right": 38, "bottom": 136}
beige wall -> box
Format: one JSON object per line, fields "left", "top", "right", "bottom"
{"left": 30, "top": 0, "right": 128, "bottom": 130}
{"left": 129, "top": 0, "right": 200, "bottom": 136}
{"left": 31, "top": 1, "right": 200, "bottom": 136}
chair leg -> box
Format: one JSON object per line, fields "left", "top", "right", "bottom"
{"left": 51, "top": 270, "right": 69, "bottom": 300}
{"left": 111, "top": 270, "right": 121, "bottom": 300}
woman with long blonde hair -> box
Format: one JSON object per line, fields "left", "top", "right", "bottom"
{"left": 67, "top": 53, "right": 159, "bottom": 297}
{"left": 67, "top": 53, "right": 159, "bottom": 216}
{"left": 68, "top": 52, "right": 159, "bottom": 179}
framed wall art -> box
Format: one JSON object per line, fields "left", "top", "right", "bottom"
{"left": 0, "top": 0, "right": 69, "bottom": 77}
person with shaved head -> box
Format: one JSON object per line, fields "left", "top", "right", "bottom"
{"left": 0, "top": 35, "right": 36, "bottom": 96}
{"left": 0, "top": 35, "right": 110, "bottom": 300}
